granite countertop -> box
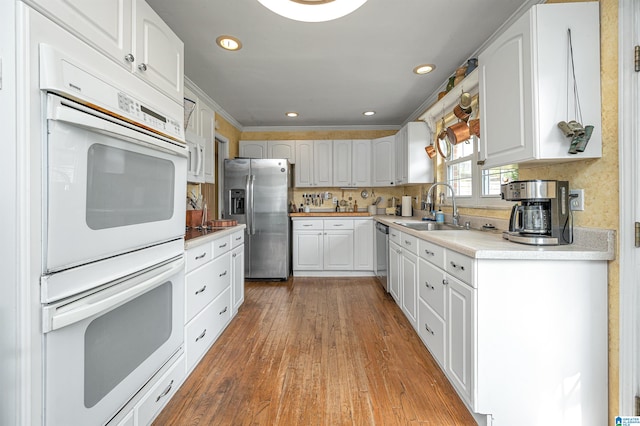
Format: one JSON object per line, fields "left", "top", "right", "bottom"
{"left": 184, "top": 224, "right": 246, "bottom": 249}
{"left": 375, "top": 216, "right": 615, "bottom": 261}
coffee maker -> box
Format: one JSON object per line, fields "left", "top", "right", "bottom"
{"left": 501, "top": 180, "right": 571, "bottom": 245}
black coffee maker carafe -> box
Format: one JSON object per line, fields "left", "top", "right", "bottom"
{"left": 501, "top": 180, "right": 571, "bottom": 245}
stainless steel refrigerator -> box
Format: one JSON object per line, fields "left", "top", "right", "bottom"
{"left": 223, "top": 158, "right": 292, "bottom": 279}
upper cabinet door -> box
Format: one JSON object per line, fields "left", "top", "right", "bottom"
{"left": 134, "top": 0, "right": 184, "bottom": 103}
{"left": 371, "top": 136, "right": 395, "bottom": 186}
{"left": 27, "top": 0, "right": 133, "bottom": 66}
{"left": 294, "top": 140, "right": 314, "bottom": 187}
{"left": 268, "top": 141, "right": 296, "bottom": 164}
{"left": 313, "top": 140, "right": 333, "bottom": 187}
{"left": 332, "top": 140, "right": 352, "bottom": 187}
{"left": 183, "top": 86, "right": 199, "bottom": 134}
{"left": 352, "top": 139, "right": 371, "bottom": 187}
{"left": 239, "top": 141, "right": 267, "bottom": 159}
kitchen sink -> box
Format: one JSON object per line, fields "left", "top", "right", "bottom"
{"left": 394, "top": 221, "right": 467, "bottom": 231}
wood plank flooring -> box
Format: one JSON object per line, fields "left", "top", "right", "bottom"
{"left": 153, "top": 277, "right": 476, "bottom": 425}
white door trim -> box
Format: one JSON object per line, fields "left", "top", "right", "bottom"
{"left": 619, "top": 0, "right": 640, "bottom": 415}
{"left": 215, "top": 132, "right": 230, "bottom": 219}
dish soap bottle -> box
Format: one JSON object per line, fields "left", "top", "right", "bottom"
{"left": 436, "top": 210, "right": 445, "bottom": 223}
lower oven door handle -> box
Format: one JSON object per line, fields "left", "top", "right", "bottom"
{"left": 42, "top": 257, "right": 184, "bottom": 333}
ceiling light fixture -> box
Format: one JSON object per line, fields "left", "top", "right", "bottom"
{"left": 256, "top": 0, "right": 368, "bottom": 23}
{"left": 413, "top": 64, "right": 436, "bottom": 75}
{"left": 363, "top": 111, "right": 375, "bottom": 116}
{"left": 216, "top": 35, "right": 242, "bottom": 51}
{"left": 286, "top": 112, "right": 299, "bottom": 117}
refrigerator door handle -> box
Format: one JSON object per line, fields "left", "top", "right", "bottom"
{"left": 249, "top": 175, "right": 256, "bottom": 235}
{"left": 245, "top": 174, "right": 252, "bottom": 233}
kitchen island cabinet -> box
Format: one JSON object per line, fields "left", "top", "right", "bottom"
{"left": 378, "top": 217, "right": 611, "bottom": 426}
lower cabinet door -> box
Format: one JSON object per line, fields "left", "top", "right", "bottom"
{"left": 232, "top": 244, "right": 245, "bottom": 315}
{"left": 418, "top": 298, "right": 446, "bottom": 369}
{"left": 401, "top": 251, "right": 418, "bottom": 329}
{"left": 446, "top": 276, "right": 474, "bottom": 406}
{"left": 135, "top": 355, "right": 186, "bottom": 426}
{"left": 293, "top": 231, "right": 323, "bottom": 270}
{"left": 323, "top": 230, "right": 354, "bottom": 270}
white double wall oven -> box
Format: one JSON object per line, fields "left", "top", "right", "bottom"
{"left": 23, "top": 5, "right": 187, "bottom": 425}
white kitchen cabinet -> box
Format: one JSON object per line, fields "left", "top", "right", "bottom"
{"left": 186, "top": 131, "right": 205, "bottom": 183}
{"left": 332, "top": 140, "right": 371, "bottom": 188}
{"left": 184, "top": 86, "right": 199, "bottom": 134}
{"left": 134, "top": 355, "right": 186, "bottom": 426}
{"left": 478, "top": 2, "right": 601, "bottom": 167}
{"left": 25, "top": 0, "right": 184, "bottom": 103}
{"left": 203, "top": 137, "right": 215, "bottom": 184}
{"left": 388, "top": 241, "right": 402, "bottom": 304}
{"left": 294, "top": 140, "right": 314, "bottom": 187}
{"left": 324, "top": 231, "right": 354, "bottom": 270}
{"left": 446, "top": 274, "right": 474, "bottom": 404}
{"left": 231, "top": 231, "right": 245, "bottom": 316}
{"left": 418, "top": 298, "right": 446, "bottom": 368}
{"left": 293, "top": 230, "right": 324, "bottom": 271}
{"left": 371, "top": 135, "right": 395, "bottom": 186}
{"left": 134, "top": 0, "right": 184, "bottom": 103}
{"left": 239, "top": 141, "right": 268, "bottom": 158}
{"left": 400, "top": 234, "right": 418, "bottom": 330}
{"left": 198, "top": 102, "right": 216, "bottom": 184}
{"left": 268, "top": 140, "right": 296, "bottom": 164}
{"left": 314, "top": 140, "right": 333, "bottom": 187}
{"left": 353, "top": 219, "right": 374, "bottom": 271}
{"left": 394, "top": 122, "right": 432, "bottom": 185}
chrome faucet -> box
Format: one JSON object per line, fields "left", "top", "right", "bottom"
{"left": 425, "top": 182, "right": 460, "bottom": 226}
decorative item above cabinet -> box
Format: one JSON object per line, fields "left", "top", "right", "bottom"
{"left": 478, "top": 2, "right": 601, "bottom": 168}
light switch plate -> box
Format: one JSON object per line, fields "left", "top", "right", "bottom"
{"left": 569, "top": 189, "right": 584, "bottom": 211}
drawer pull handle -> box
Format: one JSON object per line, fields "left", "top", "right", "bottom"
{"left": 425, "top": 282, "right": 434, "bottom": 290}
{"left": 450, "top": 261, "right": 465, "bottom": 271}
{"left": 424, "top": 324, "right": 435, "bottom": 335}
{"left": 219, "top": 306, "right": 228, "bottom": 315}
{"left": 334, "top": 224, "right": 344, "bottom": 226}
{"left": 196, "top": 329, "right": 207, "bottom": 342}
{"left": 303, "top": 224, "right": 313, "bottom": 227}
{"left": 195, "top": 252, "right": 207, "bottom": 260}
{"left": 424, "top": 249, "right": 434, "bottom": 256}
{"left": 219, "top": 243, "right": 228, "bottom": 248}
{"left": 219, "top": 270, "right": 228, "bottom": 277}
{"left": 235, "top": 236, "right": 242, "bottom": 240}
{"left": 195, "top": 285, "right": 207, "bottom": 295}
{"left": 155, "top": 380, "right": 174, "bottom": 402}
{"left": 405, "top": 240, "right": 411, "bottom": 245}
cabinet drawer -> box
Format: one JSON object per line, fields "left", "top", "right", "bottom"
{"left": 185, "top": 288, "right": 231, "bottom": 372}
{"left": 185, "top": 252, "right": 231, "bottom": 322}
{"left": 185, "top": 242, "right": 212, "bottom": 273}
{"left": 389, "top": 228, "right": 402, "bottom": 245}
{"left": 400, "top": 233, "right": 418, "bottom": 255}
{"left": 293, "top": 220, "right": 323, "bottom": 230}
{"left": 418, "top": 299, "right": 446, "bottom": 369}
{"left": 135, "top": 355, "right": 186, "bottom": 426}
{"left": 231, "top": 230, "right": 244, "bottom": 248}
{"left": 446, "top": 250, "right": 474, "bottom": 285}
{"left": 212, "top": 235, "right": 231, "bottom": 258}
{"left": 419, "top": 239, "right": 445, "bottom": 269}
{"left": 418, "top": 258, "right": 446, "bottom": 319}
{"left": 323, "top": 219, "right": 353, "bottom": 230}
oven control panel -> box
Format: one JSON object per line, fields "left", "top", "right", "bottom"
{"left": 117, "top": 92, "right": 182, "bottom": 139}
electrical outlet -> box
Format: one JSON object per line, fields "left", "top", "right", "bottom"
{"left": 333, "top": 197, "right": 338, "bottom": 203}
{"left": 569, "top": 189, "right": 585, "bottom": 211}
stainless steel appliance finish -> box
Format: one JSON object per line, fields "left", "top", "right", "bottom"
{"left": 375, "top": 222, "right": 389, "bottom": 292}
{"left": 224, "top": 159, "right": 292, "bottom": 279}
{"left": 501, "top": 180, "right": 571, "bottom": 245}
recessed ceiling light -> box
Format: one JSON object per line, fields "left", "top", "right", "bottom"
{"left": 363, "top": 111, "right": 376, "bottom": 116}
{"left": 216, "top": 35, "right": 242, "bottom": 51}
{"left": 256, "top": 0, "right": 368, "bottom": 23}
{"left": 413, "top": 64, "right": 436, "bottom": 75}
{"left": 286, "top": 112, "right": 299, "bottom": 118}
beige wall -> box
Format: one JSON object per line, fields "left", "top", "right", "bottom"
{"left": 214, "top": 0, "right": 621, "bottom": 417}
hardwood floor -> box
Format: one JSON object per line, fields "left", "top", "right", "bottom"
{"left": 153, "top": 277, "right": 476, "bottom": 425}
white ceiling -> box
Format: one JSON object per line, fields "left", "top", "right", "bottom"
{"left": 146, "top": 0, "right": 539, "bottom": 129}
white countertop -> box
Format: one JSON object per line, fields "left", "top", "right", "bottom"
{"left": 375, "top": 215, "right": 615, "bottom": 261}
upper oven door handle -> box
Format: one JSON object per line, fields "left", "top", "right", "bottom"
{"left": 47, "top": 94, "right": 187, "bottom": 158}
{"left": 42, "top": 256, "right": 184, "bottom": 333}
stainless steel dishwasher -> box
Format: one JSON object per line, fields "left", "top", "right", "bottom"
{"left": 374, "top": 222, "right": 389, "bottom": 292}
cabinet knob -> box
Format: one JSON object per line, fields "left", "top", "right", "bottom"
{"left": 137, "top": 63, "right": 148, "bottom": 72}
{"left": 442, "top": 279, "right": 448, "bottom": 285}
{"left": 124, "top": 53, "right": 135, "bottom": 63}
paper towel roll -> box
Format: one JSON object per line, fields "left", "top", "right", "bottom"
{"left": 401, "top": 196, "right": 412, "bottom": 217}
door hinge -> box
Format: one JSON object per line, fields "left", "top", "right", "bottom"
{"left": 635, "top": 46, "right": 640, "bottom": 72}
{"left": 635, "top": 222, "right": 640, "bottom": 247}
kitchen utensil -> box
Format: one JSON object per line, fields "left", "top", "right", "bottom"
{"left": 373, "top": 196, "right": 382, "bottom": 206}
{"left": 437, "top": 136, "right": 451, "bottom": 160}
{"left": 460, "top": 92, "right": 472, "bottom": 110}
{"left": 453, "top": 104, "right": 471, "bottom": 122}
{"left": 360, "top": 189, "right": 369, "bottom": 199}
{"left": 425, "top": 144, "right": 437, "bottom": 159}
{"left": 446, "top": 121, "right": 471, "bottom": 145}
{"left": 469, "top": 118, "right": 480, "bottom": 137}
{"left": 437, "top": 116, "right": 447, "bottom": 140}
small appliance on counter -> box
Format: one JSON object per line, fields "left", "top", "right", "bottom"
{"left": 501, "top": 180, "right": 572, "bottom": 245}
